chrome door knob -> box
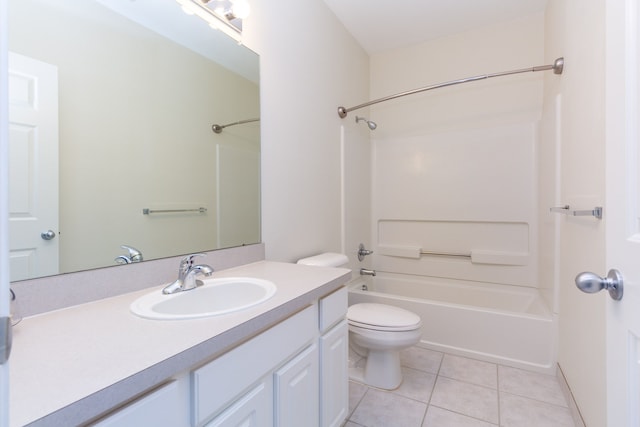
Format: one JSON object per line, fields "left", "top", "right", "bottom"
{"left": 40, "top": 230, "right": 56, "bottom": 240}
{"left": 575, "top": 269, "right": 624, "bottom": 300}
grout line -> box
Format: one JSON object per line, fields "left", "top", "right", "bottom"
{"left": 496, "top": 359, "right": 502, "bottom": 427}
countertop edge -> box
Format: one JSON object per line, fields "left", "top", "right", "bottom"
{"left": 25, "top": 271, "right": 350, "bottom": 427}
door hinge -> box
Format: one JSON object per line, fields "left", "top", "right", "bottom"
{"left": 0, "top": 316, "right": 12, "bottom": 365}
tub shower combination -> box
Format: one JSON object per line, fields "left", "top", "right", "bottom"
{"left": 339, "top": 57, "right": 567, "bottom": 375}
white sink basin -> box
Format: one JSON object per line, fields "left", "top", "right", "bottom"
{"left": 130, "top": 277, "right": 277, "bottom": 320}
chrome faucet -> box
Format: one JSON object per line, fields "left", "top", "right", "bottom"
{"left": 162, "top": 253, "right": 214, "bottom": 294}
{"left": 360, "top": 268, "right": 376, "bottom": 276}
{"left": 115, "top": 245, "right": 144, "bottom": 264}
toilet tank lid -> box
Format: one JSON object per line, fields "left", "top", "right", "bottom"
{"left": 348, "top": 303, "right": 421, "bottom": 328}
{"left": 297, "top": 252, "right": 349, "bottom": 267}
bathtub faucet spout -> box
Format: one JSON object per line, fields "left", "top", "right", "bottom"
{"left": 360, "top": 268, "right": 376, "bottom": 277}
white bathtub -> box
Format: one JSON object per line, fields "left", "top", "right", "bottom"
{"left": 348, "top": 272, "right": 557, "bottom": 373}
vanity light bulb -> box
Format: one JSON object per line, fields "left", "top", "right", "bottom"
{"left": 231, "top": 0, "right": 250, "bottom": 19}
{"left": 180, "top": 4, "right": 196, "bottom": 15}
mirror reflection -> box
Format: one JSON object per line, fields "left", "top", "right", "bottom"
{"left": 8, "top": 0, "right": 261, "bottom": 282}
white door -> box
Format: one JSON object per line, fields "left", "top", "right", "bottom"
{"left": 606, "top": 1, "right": 640, "bottom": 425}
{"left": 8, "top": 52, "right": 59, "bottom": 281}
{"left": 1, "top": 2, "right": 10, "bottom": 425}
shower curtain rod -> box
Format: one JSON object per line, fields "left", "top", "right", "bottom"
{"left": 211, "top": 118, "right": 260, "bottom": 134}
{"left": 337, "top": 57, "right": 564, "bottom": 118}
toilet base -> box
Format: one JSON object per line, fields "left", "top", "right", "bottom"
{"left": 364, "top": 349, "right": 403, "bottom": 389}
{"left": 349, "top": 342, "right": 403, "bottom": 390}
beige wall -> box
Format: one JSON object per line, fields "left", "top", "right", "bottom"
{"left": 545, "top": 0, "right": 607, "bottom": 425}
{"left": 243, "top": 0, "right": 370, "bottom": 263}
{"left": 9, "top": 0, "right": 260, "bottom": 273}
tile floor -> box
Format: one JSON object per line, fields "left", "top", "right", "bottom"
{"left": 345, "top": 346, "right": 577, "bottom": 427}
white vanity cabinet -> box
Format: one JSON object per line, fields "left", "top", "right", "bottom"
{"left": 92, "top": 286, "right": 348, "bottom": 427}
{"left": 198, "top": 286, "right": 348, "bottom": 427}
{"left": 193, "top": 304, "right": 318, "bottom": 427}
{"left": 318, "top": 287, "right": 349, "bottom": 427}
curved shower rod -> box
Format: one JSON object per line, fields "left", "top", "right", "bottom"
{"left": 337, "top": 57, "right": 564, "bottom": 118}
{"left": 212, "top": 118, "right": 260, "bottom": 134}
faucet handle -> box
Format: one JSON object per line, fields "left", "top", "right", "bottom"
{"left": 120, "top": 245, "right": 143, "bottom": 262}
{"left": 180, "top": 253, "right": 206, "bottom": 268}
{"left": 358, "top": 243, "right": 374, "bottom": 261}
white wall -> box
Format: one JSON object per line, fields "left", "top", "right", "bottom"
{"left": 243, "top": 0, "right": 370, "bottom": 263}
{"left": 545, "top": 1, "right": 607, "bottom": 426}
{"left": 367, "top": 15, "right": 545, "bottom": 289}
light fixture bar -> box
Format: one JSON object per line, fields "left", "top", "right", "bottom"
{"left": 176, "top": 0, "right": 242, "bottom": 41}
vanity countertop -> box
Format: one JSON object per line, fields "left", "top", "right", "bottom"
{"left": 9, "top": 261, "right": 351, "bottom": 427}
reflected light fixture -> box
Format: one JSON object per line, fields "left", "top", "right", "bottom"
{"left": 175, "top": 0, "right": 250, "bottom": 40}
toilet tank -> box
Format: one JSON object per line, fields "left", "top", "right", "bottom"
{"left": 297, "top": 252, "right": 349, "bottom": 268}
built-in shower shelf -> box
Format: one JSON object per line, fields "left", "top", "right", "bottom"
{"left": 549, "top": 205, "right": 603, "bottom": 219}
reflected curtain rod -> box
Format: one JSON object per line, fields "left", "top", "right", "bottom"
{"left": 212, "top": 118, "right": 260, "bottom": 134}
{"left": 337, "top": 57, "right": 564, "bottom": 118}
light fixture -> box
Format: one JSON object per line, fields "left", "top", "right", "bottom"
{"left": 175, "top": 0, "right": 250, "bottom": 40}
{"left": 227, "top": 0, "right": 251, "bottom": 20}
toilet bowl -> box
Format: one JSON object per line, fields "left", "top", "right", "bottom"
{"left": 348, "top": 303, "right": 422, "bottom": 390}
{"left": 295, "top": 253, "right": 423, "bottom": 390}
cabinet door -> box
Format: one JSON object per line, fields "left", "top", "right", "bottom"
{"left": 205, "top": 380, "right": 272, "bottom": 427}
{"left": 320, "top": 320, "right": 348, "bottom": 427}
{"left": 274, "top": 344, "right": 319, "bottom": 427}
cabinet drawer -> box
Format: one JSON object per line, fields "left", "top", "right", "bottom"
{"left": 93, "top": 381, "right": 186, "bottom": 427}
{"left": 319, "top": 286, "right": 347, "bottom": 332}
{"left": 192, "top": 305, "right": 316, "bottom": 425}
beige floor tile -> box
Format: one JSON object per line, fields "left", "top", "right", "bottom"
{"left": 498, "top": 365, "right": 567, "bottom": 407}
{"left": 439, "top": 354, "right": 497, "bottom": 389}
{"left": 499, "top": 392, "right": 575, "bottom": 427}
{"left": 393, "top": 367, "right": 437, "bottom": 403}
{"left": 346, "top": 348, "right": 577, "bottom": 427}
{"left": 350, "top": 388, "right": 427, "bottom": 427}
{"left": 400, "top": 346, "right": 443, "bottom": 374}
{"left": 423, "top": 406, "right": 498, "bottom": 427}
{"left": 349, "top": 381, "right": 368, "bottom": 416}
{"left": 430, "top": 377, "right": 499, "bottom": 424}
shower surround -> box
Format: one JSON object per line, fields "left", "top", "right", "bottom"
{"left": 344, "top": 13, "right": 560, "bottom": 372}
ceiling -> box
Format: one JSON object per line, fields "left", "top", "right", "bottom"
{"left": 322, "top": 0, "right": 548, "bottom": 54}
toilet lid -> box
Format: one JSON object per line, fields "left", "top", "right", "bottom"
{"left": 348, "top": 303, "right": 421, "bottom": 331}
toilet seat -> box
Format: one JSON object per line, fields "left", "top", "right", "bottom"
{"left": 348, "top": 303, "right": 422, "bottom": 332}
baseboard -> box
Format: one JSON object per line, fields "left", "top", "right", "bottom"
{"left": 556, "top": 364, "right": 586, "bottom": 427}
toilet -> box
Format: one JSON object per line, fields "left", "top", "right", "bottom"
{"left": 347, "top": 303, "right": 422, "bottom": 389}
{"left": 297, "top": 253, "right": 423, "bottom": 390}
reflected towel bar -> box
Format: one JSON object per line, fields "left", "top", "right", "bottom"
{"left": 142, "top": 207, "right": 207, "bottom": 215}
{"left": 337, "top": 57, "right": 564, "bottom": 118}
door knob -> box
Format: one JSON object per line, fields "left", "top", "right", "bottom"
{"left": 575, "top": 269, "right": 623, "bottom": 300}
{"left": 40, "top": 230, "right": 56, "bottom": 240}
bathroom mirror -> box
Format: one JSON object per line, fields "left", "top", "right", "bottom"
{"left": 8, "top": 0, "right": 260, "bottom": 281}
